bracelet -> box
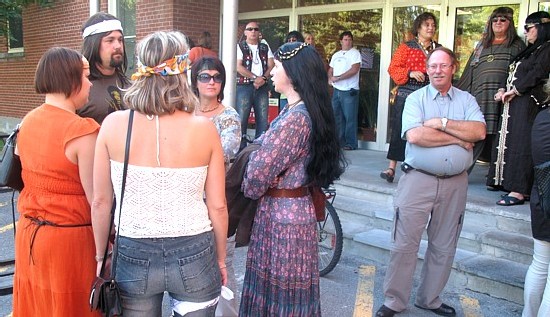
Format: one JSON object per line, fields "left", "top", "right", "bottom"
{"left": 262, "top": 75, "right": 268, "bottom": 81}
{"left": 95, "top": 255, "right": 104, "bottom": 262}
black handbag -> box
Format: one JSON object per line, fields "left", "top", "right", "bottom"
{"left": 535, "top": 160, "right": 550, "bottom": 218}
{"left": 0, "top": 125, "right": 24, "bottom": 191}
{"left": 90, "top": 110, "right": 134, "bottom": 316}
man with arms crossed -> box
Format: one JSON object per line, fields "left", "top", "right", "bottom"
{"left": 235, "top": 22, "right": 274, "bottom": 148}
{"left": 376, "top": 47, "right": 485, "bottom": 317}
{"left": 78, "top": 12, "right": 129, "bottom": 124}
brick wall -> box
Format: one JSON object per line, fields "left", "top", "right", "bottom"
{"left": 136, "top": 0, "right": 220, "bottom": 52}
{"left": 0, "top": 0, "right": 221, "bottom": 125}
{"left": 0, "top": 1, "right": 89, "bottom": 120}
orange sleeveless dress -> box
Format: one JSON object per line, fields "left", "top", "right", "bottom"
{"left": 13, "top": 104, "right": 100, "bottom": 316}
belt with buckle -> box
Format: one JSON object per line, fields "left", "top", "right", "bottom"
{"left": 401, "top": 163, "right": 462, "bottom": 179}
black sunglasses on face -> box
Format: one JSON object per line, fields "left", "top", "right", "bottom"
{"left": 492, "top": 16, "right": 509, "bottom": 23}
{"left": 246, "top": 27, "right": 260, "bottom": 32}
{"left": 197, "top": 73, "right": 223, "bottom": 84}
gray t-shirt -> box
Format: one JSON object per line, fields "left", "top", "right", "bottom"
{"left": 77, "top": 74, "right": 126, "bottom": 124}
{"left": 402, "top": 85, "right": 485, "bottom": 175}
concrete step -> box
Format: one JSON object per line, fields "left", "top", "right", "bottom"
{"left": 333, "top": 193, "right": 534, "bottom": 265}
{"left": 344, "top": 228, "right": 526, "bottom": 305}
{"left": 330, "top": 176, "right": 532, "bottom": 305}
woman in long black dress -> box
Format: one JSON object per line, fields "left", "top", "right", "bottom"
{"left": 490, "top": 11, "right": 550, "bottom": 206}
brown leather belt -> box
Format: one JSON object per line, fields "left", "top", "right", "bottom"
{"left": 265, "top": 187, "right": 309, "bottom": 198}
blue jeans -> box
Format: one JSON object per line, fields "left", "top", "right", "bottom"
{"left": 332, "top": 88, "right": 359, "bottom": 149}
{"left": 235, "top": 83, "right": 269, "bottom": 140}
{"left": 116, "top": 231, "right": 221, "bottom": 317}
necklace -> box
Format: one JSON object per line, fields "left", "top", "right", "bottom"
{"left": 416, "top": 37, "right": 434, "bottom": 56}
{"left": 198, "top": 103, "right": 221, "bottom": 113}
{"left": 286, "top": 99, "right": 303, "bottom": 110}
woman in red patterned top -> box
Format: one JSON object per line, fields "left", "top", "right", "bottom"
{"left": 380, "top": 12, "right": 440, "bottom": 183}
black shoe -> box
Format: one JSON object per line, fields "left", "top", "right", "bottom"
{"left": 376, "top": 305, "right": 397, "bottom": 317}
{"left": 414, "top": 303, "right": 456, "bottom": 316}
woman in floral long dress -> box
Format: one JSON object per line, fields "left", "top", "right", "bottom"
{"left": 239, "top": 42, "right": 347, "bottom": 316}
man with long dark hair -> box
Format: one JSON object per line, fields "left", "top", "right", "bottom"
{"left": 78, "top": 12, "right": 129, "bottom": 124}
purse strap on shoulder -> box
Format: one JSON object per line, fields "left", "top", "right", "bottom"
{"left": 99, "top": 110, "right": 134, "bottom": 279}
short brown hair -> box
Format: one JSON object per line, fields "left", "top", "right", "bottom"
{"left": 35, "top": 47, "right": 84, "bottom": 98}
{"left": 426, "top": 46, "right": 459, "bottom": 69}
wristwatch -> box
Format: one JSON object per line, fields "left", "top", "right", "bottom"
{"left": 441, "top": 117, "right": 448, "bottom": 132}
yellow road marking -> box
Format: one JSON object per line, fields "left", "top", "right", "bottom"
{"left": 460, "top": 294, "right": 483, "bottom": 317}
{"left": 0, "top": 222, "right": 16, "bottom": 234}
{"left": 353, "top": 265, "right": 375, "bottom": 317}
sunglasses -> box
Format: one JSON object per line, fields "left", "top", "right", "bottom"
{"left": 197, "top": 73, "right": 223, "bottom": 84}
{"left": 492, "top": 16, "right": 509, "bottom": 23}
{"left": 524, "top": 23, "right": 539, "bottom": 32}
{"left": 246, "top": 27, "right": 260, "bottom": 32}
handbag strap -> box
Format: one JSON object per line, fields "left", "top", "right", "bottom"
{"left": 9, "top": 124, "right": 21, "bottom": 238}
{"left": 99, "top": 110, "right": 134, "bottom": 279}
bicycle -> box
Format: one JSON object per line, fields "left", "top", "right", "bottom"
{"left": 317, "top": 187, "right": 343, "bottom": 276}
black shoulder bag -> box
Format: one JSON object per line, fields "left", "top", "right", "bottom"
{"left": 90, "top": 110, "right": 134, "bottom": 316}
{"left": 0, "top": 124, "right": 24, "bottom": 191}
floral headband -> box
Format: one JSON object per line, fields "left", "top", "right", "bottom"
{"left": 131, "top": 54, "right": 189, "bottom": 81}
{"left": 277, "top": 42, "right": 309, "bottom": 60}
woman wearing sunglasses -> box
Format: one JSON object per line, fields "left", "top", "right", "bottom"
{"left": 488, "top": 11, "right": 550, "bottom": 207}
{"left": 191, "top": 57, "right": 241, "bottom": 169}
{"left": 457, "top": 7, "right": 525, "bottom": 176}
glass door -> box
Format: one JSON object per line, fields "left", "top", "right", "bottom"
{"left": 299, "top": 9, "right": 383, "bottom": 143}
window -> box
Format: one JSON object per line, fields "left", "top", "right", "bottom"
{"left": 116, "top": 0, "right": 136, "bottom": 76}
{"left": 8, "top": 9, "right": 23, "bottom": 52}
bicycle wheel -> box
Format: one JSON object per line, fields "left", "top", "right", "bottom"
{"left": 317, "top": 201, "right": 343, "bottom": 276}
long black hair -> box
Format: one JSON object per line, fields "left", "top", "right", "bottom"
{"left": 81, "top": 12, "right": 128, "bottom": 83}
{"left": 513, "top": 11, "right": 550, "bottom": 62}
{"left": 275, "top": 42, "right": 347, "bottom": 187}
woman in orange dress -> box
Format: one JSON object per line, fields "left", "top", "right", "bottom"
{"left": 12, "top": 47, "right": 99, "bottom": 316}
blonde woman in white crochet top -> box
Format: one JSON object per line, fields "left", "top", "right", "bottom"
{"left": 91, "top": 31, "right": 227, "bottom": 317}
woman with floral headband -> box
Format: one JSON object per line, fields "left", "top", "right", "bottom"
{"left": 91, "top": 31, "right": 227, "bottom": 316}
{"left": 239, "top": 42, "right": 346, "bottom": 316}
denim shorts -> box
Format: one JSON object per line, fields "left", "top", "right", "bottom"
{"left": 116, "top": 231, "right": 222, "bottom": 315}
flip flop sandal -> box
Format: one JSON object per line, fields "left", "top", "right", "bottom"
{"left": 496, "top": 195, "right": 525, "bottom": 206}
{"left": 380, "top": 167, "right": 395, "bottom": 183}
{"left": 500, "top": 193, "right": 530, "bottom": 201}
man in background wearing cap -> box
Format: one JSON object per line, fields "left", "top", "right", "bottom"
{"left": 78, "top": 12, "right": 129, "bottom": 124}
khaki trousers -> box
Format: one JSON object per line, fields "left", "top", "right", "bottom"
{"left": 382, "top": 170, "right": 468, "bottom": 312}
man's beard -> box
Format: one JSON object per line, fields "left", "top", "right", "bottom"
{"left": 110, "top": 54, "right": 124, "bottom": 68}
